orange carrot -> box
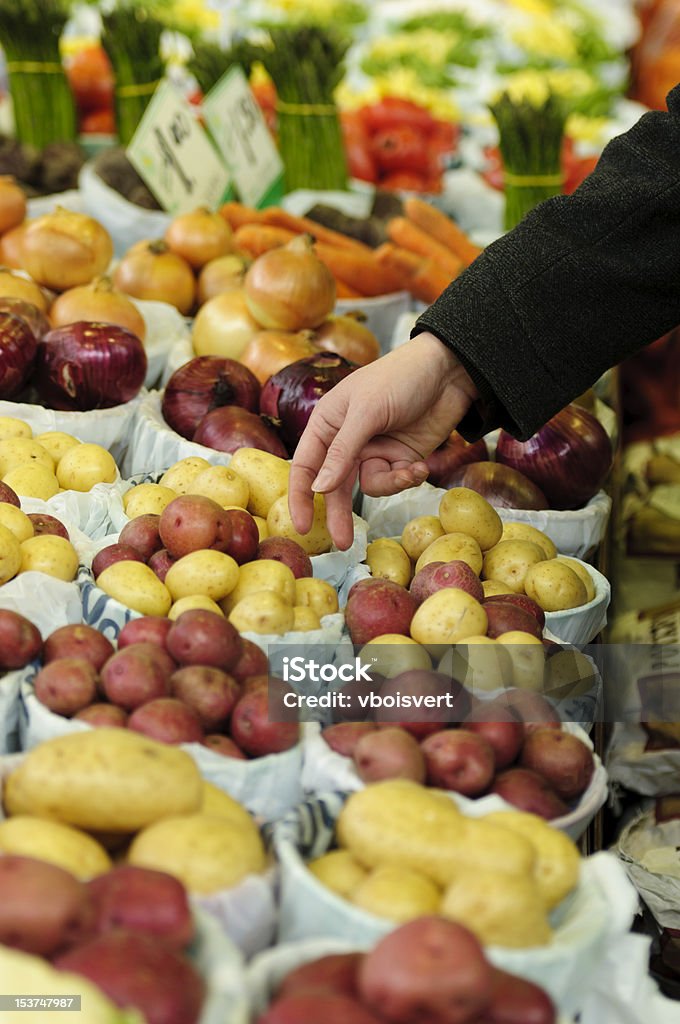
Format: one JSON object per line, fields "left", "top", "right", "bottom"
{"left": 375, "top": 243, "right": 453, "bottom": 303}
{"left": 409, "top": 259, "right": 456, "bottom": 304}
{"left": 314, "top": 242, "right": 404, "bottom": 297}
{"left": 334, "top": 279, "right": 363, "bottom": 299}
{"left": 403, "top": 196, "right": 482, "bottom": 266}
{"left": 387, "top": 216, "right": 463, "bottom": 279}
{"left": 219, "top": 201, "right": 266, "bottom": 231}
{"left": 232, "top": 224, "right": 297, "bottom": 258}
{"left": 261, "top": 207, "right": 373, "bottom": 254}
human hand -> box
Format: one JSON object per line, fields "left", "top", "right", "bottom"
{"left": 288, "top": 332, "right": 479, "bottom": 550}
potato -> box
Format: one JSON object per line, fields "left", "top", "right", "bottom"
{"left": 96, "top": 561, "right": 172, "bottom": 617}
{"left": 439, "top": 487, "right": 502, "bottom": 551}
{"left": 222, "top": 558, "right": 296, "bottom": 613}
{"left": 4, "top": 729, "right": 203, "bottom": 832}
{"left": 501, "top": 522, "right": 557, "bottom": 560}
{"left": 556, "top": 556, "right": 596, "bottom": 603}
{"left": 229, "top": 447, "right": 290, "bottom": 517}
{"left": 366, "top": 538, "right": 412, "bottom": 587}
{"left": 359, "top": 635, "right": 432, "bottom": 678}
{"left": 267, "top": 492, "right": 331, "bottom": 556}
{"left": 496, "top": 631, "right": 546, "bottom": 691}
{"left": 524, "top": 559, "right": 588, "bottom": 611}
{"left": 0, "top": 416, "right": 31, "bottom": 440}
{"left": 169, "top": 595, "right": 224, "bottom": 620}
{"left": 159, "top": 456, "right": 211, "bottom": 495}
{"left": 228, "top": 590, "right": 295, "bottom": 635}
{"left": 308, "top": 849, "right": 367, "bottom": 897}
{"left": 164, "top": 549, "right": 239, "bottom": 602}
{"left": 3, "top": 463, "right": 59, "bottom": 500}
{"left": 0, "top": 523, "right": 21, "bottom": 583}
{"left": 123, "top": 482, "right": 177, "bottom": 519}
{"left": 0, "top": 437, "right": 53, "bottom": 476}
{"left": 200, "top": 782, "right": 257, "bottom": 825}
{"left": 0, "top": 855, "right": 92, "bottom": 958}
{"left": 481, "top": 539, "right": 546, "bottom": 593}
{"left": 415, "top": 533, "right": 483, "bottom": 575}
{"left": 20, "top": 535, "right": 78, "bottom": 581}
{"left": 350, "top": 864, "right": 441, "bottom": 922}
{"left": 33, "top": 431, "right": 81, "bottom": 464}
{"left": 294, "top": 577, "right": 339, "bottom": 618}
{"left": 400, "top": 515, "right": 445, "bottom": 561}
{"left": 127, "top": 812, "right": 266, "bottom": 893}
{"left": 439, "top": 636, "right": 513, "bottom": 693}
{"left": 293, "top": 606, "right": 322, "bottom": 631}
{"left": 56, "top": 443, "right": 117, "bottom": 492}
{"left": 441, "top": 865, "right": 552, "bottom": 948}
{"left": 410, "top": 589, "right": 488, "bottom": 648}
{"left": 253, "top": 516, "right": 268, "bottom": 540}
{"left": 190, "top": 464, "right": 249, "bottom": 508}
{"left": 545, "top": 648, "right": 598, "bottom": 700}
{"left": 0, "top": 815, "right": 111, "bottom": 878}
{"left": 0, "top": 503, "right": 33, "bottom": 542}
{"left": 484, "top": 810, "right": 580, "bottom": 909}
{"left": 482, "top": 579, "right": 516, "bottom": 597}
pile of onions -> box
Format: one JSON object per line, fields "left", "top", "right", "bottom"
{"left": 197, "top": 253, "right": 250, "bottom": 305}
{"left": 314, "top": 311, "right": 380, "bottom": 366}
{"left": 260, "top": 352, "right": 356, "bottom": 453}
{"left": 496, "top": 403, "right": 613, "bottom": 509}
{"left": 0, "top": 311, "right": 37, "bottom": 399}
{"left": 244, "top": 234, "right": 336, "bottom": 331}
{"left": 445, "top": 462, "right": 548, "bottom": 510}
{"left": 426, "top": 431, "right": 489, "bottom": 487}
{"left": 192, "top": 290, "right": 260, "bottom": 360}
{"left": 162, "top": 356, "right": 261, "bottom": 440}
{"left": 35, "top": 322, "right": 147, "bottom": 411}
{"left": 240, "top": 329, "right": 321, "bottom": 386}
{"left": 0, "top": 176, "right": 26, "bottom": 235}
{"left": 0, "top": 297, "right": 49, "bottom": 340}
{"left": 164, "top": 207, "right": 233, "bottom": 270}
{"left": 21, "top": 208, "right": 113, "bottom": 291}
{"left": 193, "top": 405, "right": 287, "bottom": 458}
{"left": 49, "top": 277, "right": 147, "bottom": 341}
{"left": 0, "top": 269, "right": 48, "bottom": 312}
{"left": 0, "top": 222, "right": 28, "bottom": 269}
{"left": 113, "top": 240, "right": 195, "bottom": 316}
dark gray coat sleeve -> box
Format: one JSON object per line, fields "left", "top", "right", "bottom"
{"left": 412, "top": 85, "right": 680, "bottom": 440}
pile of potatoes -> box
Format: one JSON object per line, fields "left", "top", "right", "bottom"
{"left": 0, "top": 501, "right": 79, "bottom": 586}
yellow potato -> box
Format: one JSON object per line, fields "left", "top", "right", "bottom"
{"left": 496, "top": 631, "right": 546, "bottom": 691}
{"left": 0, "top": 415, "right": 31, "bottom": 439}
{"left": 294, "top": 577, "right": 339, "bottom": 618}
{"left": 410, "top": 589, "right": 488, "bottom": 649}
{"left": 544, "top": 648, "right": 598, "bottom": 700}
{"left": 200, "top": 783, "right": 257, "bottom": 825}
{"left": 556, "top": 555, "right": 596, "bottom": 603}
{"left": 3, "top": 464, "right": 59, "bottom": 501}
{"left": 222, "top": 558, "right": 296, "bottom": 613}
{"left": 0, "top": 815, "right": 111, "bottom": 878}
{"left": 56, "top": 443, "right": 117, "bottom": 492}
{"left": 359, "top": 634, "right": 431, "bottom": 678}
{"left": 253, "top": 515, "right": 268, "bottom": 541}
{"left": 128, "top": 812, "right": 266, "bottom": 894}
{"left": 190, "top": 465, "right": 249, "bottom": 508}
{"left": 415, "top": 532, "right": 483, "bottom": 575}
{"left": 0, "top": 522, "right": 21, "bottom": 583}
{"left": 0, "top": 503, "right": 33, "bottom": 543}
{"left": 482, "top": 579, "right": 516, "bottom": 597}
{"left": 366, "top": 538, "right": 412, "bottom": 587}
{"left": 350, "top": 864, "right": 441, "bottom": 922}
{"left": 439, "top": 636, "right": 513, "bottom": 693}
{"left": 169, "top": 595, "right": 224, "bottom": 620}
{"left": 123, "top": 482, "right": 177, "bottom": 518}
{"left": 97, "top": 561, "right": 172, "bottom": 617}
{"left": 484, "top": 810, "right": 580, "bottom": 909}
{"left": 308, "top": 849, "right": 367, "bottom": 897}
{"left": 439, "top": 487, "right": 502, "bottom": 551}
{"left": 266, "top": 492, "right": 331, "bottom": 556}
{"left": 441, "top": 865, "right": 552, "bottom": 948}
{"left": 20, "top": 535, "right": 78, "bottom": 581}
{"left": 164, "top": 549, "right": 239, "bottom": 602}
{"left": 501, "top": 522, "right": 557, "bottom": 560}
{"left": 159, "top": 456, "right": 211, "bottom": 495}
{"left": 229, "top": 447, "right": 290, "bottom": 517}
{"left": 228, "top": 591, "right": 295, "bottom": 635}
{"left": 481, "top": 539, "right": 546, "bottom": 593}
{"left": 524, "top": 559, "right": 588, "bottom": 611}
{"left": 0, "top": 437, "right": 53, "bottom": 476}
{"left": 401, "top": 515, "right": 445, "bottom": 561}
{"left": 33, "top": 431, "right": 81, "bottom": 463}
{"left": 292, "top": 606, "right": 322, "bottom": 631}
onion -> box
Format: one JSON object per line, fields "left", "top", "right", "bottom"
{"left": 193, "top": 405, "right": 287, "bottom": 457}
{"left": 426, "top": 431, "right": 489, "bottom": 487}
{"left": 0, "top": 222, "right": 27, "bottom": 269}
{"left": 445, "top": 461, "right": 548, "bottom": 510}
{"left": 244, "top": 234, "right": 336, "bottom": 331}
{"left": 314, "top": 311, "right": 380, "bottom": 366}
{"left": 260, "top": 352, "right": 356, "bottom": 453}
{"left": 162, "top": 356, "right": 261, "bottom": 439}
{"left": 21, "top": 207, "right": 113, "bottom": 291}
{"left": 197, "top": 253, "right": 250, "bottom": 305}
{"left": 496, "top": 403, "right": 613, "bottom": 510}
{"left": 240, "top": 329, "right": 320, "bottom": 386}
{"left": 113, "top": 239, "right": 195, "bottom": 316}
{"left": 0, "top": 269, "right": 48, "bottom": 312}
{"left": 192, "top": 289, "right": 260, "bottom": 360}
{"left": 0, "top": 177, "right": 26, "bottom": 235}
{"left": 0, "top": 311, "right": 37, "bottom": 398}
{"left": 0, "top": 297, "right": 50, "bottom": 339}
{"left": 164, "top": 207, "right": 233, "bottom": 270}
{"left": 35, "top": 322, "right": 147, "bottom": 411}
{"left": 49, "top": 277, "right": 147, "bottom": 341}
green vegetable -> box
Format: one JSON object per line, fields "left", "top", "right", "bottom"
{"left": 187, "top": 39, "right": 259, "bottom": 97}
{"left": 101, "top": 2, "right": 166, "bottom": 147}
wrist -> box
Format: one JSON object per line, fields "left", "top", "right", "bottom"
{"left": 411, "top": 331, "right": 480, "bottom": 402}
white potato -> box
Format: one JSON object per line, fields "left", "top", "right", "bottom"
{"left": 359, "top": 635, "right": 432, "bottom": 678}
{"left": 190, "top": 465, "right": 249, "bottom": 508}
{"left": 266, "top": 492, "right": 331, "bottom": 556}
{"left": 221, "top": 558, "right": 296, "bottom": 613}
{"left": 229, "top": 448, "right": 290, "bottom": 518}
{"left": 439, "top": 487, "right": 502, "bottom": 551}
{"left": 366, "top": 538, "right": 412, "bottom": 586}
{"left": 415, "top": 532, "right": 483, "bottom": 576}
{"left": 0, "top": 416, "right": 31, "bottom": 440}
{"left": 524, "top": 559, "right": 588, "bottom": 611}
{"left": 0, "top": 438, "right": 53, "bottom": 476}
{"left": 20, "top": 535, "right": 78, "bottom": 581}
{"left": 294, "top": 577, "right": 339, "bottom": 618}
{"left": 164, "top": 549, "right": 239, "bottom": 602}
{"left": 0, "top": 522, "right": 21, "bottom": 583}
{"left": 33, "top": 431, "right": 81, "bottom": 463}
{"left": 228, "top": 590, "right": 294, "bottom": 635}
{"left": 501, "top": 522, "right": 557, "bottom": 560}
{"left": 56, "top": 443, "right": 117, "bottom": 491}
{"left": 3, "top": 464, "right": 59, "bottom": 500}
{"left": 481, "top": 540, "right": 546, "bottom": 593}
{"left": 97, "top": 561, "right": 172, "bottom": 617}
{"left": 169, "top": 595, "right": 225, "bottom": 620}
{"left": 401, "top": 516, "right": 445, "bottom": 561}
{"left": 410, "top": 589, "right": 488, "bottom": 649}
{"left": 556, "top": 556, "right": 596, "bottom": 603}
{"left": 159, "top": 457, "right": 211, "bottom": 495}
{"left": 123, "top": 483, "right": 177, "bottom": 519}
{"left": 496, "top": 631, "right": 546, "bottom": 691}
{"left": 0, "top": 504, "right": 33, "bottom": 543}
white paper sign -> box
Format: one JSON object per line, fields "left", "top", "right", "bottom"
{"left": 203, "top": 65, "right": 284, "bottom": 209}
{"left": 127, "top": 79, "right": 231, "bottom": 215}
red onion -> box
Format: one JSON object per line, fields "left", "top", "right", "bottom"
{"left": 445, "top": 461, "right": 548, "bottom": 509}
{"left": 162, "top": 356, "right": 261, "bottom": 440}
{"left": 496, "top": 404, "right": 612, "bottom": 510}
{"left": 0, "top": 311, "right": 37, "bottom": 398}
{"left": 259, "top": 352, "right": 355, "bottom": 454}
{"left": 193, "top": 405, "right": 288, "bottom": 457}
{"left": 0, "top": 297, "right": 50, "bottom": 339}
{"left": 426, "top": 431, "right": 489, "bottom": 487}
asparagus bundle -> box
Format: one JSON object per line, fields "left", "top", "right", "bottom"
{"left": 489, "top": 91, "right": 568, "bottom": 232}
{"left": 101, "top": 2, "right": 166, "bottom": 147}
{"left": 0, "top": 0, "right": 76, "bottom": 149}
{"left": 188, "top": 38, "right": 259, "bottom": 97}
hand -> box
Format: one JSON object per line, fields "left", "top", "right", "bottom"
{"left": 288, "top": 332, "right": 479, "bottom": 550}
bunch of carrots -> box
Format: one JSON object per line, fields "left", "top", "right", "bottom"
{"left": 219, "top": 197, "right": 481, "bottom": 305}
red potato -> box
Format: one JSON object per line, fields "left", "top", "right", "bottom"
{"left": 257, "top": 536, "right": 313, "bottom": 578}
{"left": 345, "top": 580, "right": 417, "bottom": 646}
{"left": 0, "top": 609, "right": 42, "bottom": 669}
{"left": 230, "top": 638, "right": 269, "bottom": 683}
{"left": 332, "top": 675, "right": 384, "bottom": 723}
{"left": 27, "top": 512, "right": 69, "bottom": 539}
{"left": 520, "top": 728, "right": 595, "bottom": 802}
{"left": 0, "top": 480, "right": 20, "bottom": 506}
{"left": 353, "top": 727, "right": 427, "bottom": 784}
{"left": 502, "top": 688, "right": 561, "bottom": 731}
{"left": 258, "top": 992, "right": 382, "bottom": 1024}
{"left": 322, "top": 721, "right": 377, "bottom": 757}
{"left": 148, "top": 548, "right": 176, "bottom": 583}
{"left": 421, "top": 729, "right": 495, "bottom": 797}
{"left": 230, "top": 686, "right": 300, "bottom": 756}
{"left": 276, "top": 952, "right": 362, "bottom": 999}
{"left": 87, "top": 865, "right": 194, "bottom": 951}
{"left": 74, "top": 703, "right": 128, "bottom": 728}
{"left": 33, "top": 657, "right": 99, "bottom": 717}
{"left": 203, "top": 734, "right": 247, "bottom": 759}
{"left": 127, "top": 641, "right": 177, "bottom": 678}
{"left": 92, "top": 543, "right": 145, "bottom": 579}
{"left": 483, "top": 602, "right": 543, "bottom": 640}
{"left": 118, "top": 513, "right": 163, "bottom": 561}
{"left": 54, "top": 930, "right": 205, "bottom": 1024}
{"left": 170, "top": 665, "right": 240, "bottom": 730}
{"left": 100, "top": 646, "right": 170, "bottom": 710}
{"left": 485, "top": 967, "right": 556, "bottom": 1024}
{"left": 0, "top": 855, "right": 93, "bottom": 957}
{"left": 346, "top": 577, "right": 382, "bottom": 602}
{"left": 158, "top": 494, "right": 233, "bottom": 559}
{"left": 484, "top": 593, "right": 546, "bottom": 629}
{"left": 43, "top": 624, "right": 114, "bottom": 671}
{"left": 223, "top": 508, "right": 260, "bottom": 565}
{"left": 491, "top": 768, "right": 569, "bottom": 820}
{"left": 409, "top": 560, "right": 484, "bottom": 606}
{"left": 465, "top": 713, "right": 525, "bottom": 770}
{"left": 117, "top": 616, "right": 173, "bottom": 650}
{"left": 128, "top": 698, "right": 204, "bottom": 745}
{"left": 166, "top": 609, "right": 242, "bottom": 670}
{"left": 375, "top": 669, "right": 457, "bottom": 738}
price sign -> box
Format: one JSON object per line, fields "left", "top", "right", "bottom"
{"left": 127, "top": 79, "right": 232, "bottom": 215}
{"left": 203, "top": 65, "right": 284, "bottom": 208}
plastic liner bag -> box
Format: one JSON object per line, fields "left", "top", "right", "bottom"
{"left": 161, "top": 330, "right": 195, "bottom": 387}
{"left": 577, "top": 931, "right": 679, "bottom": 1024}
{"left": 269, "top": 791, "right": 638, "bottom": 1016}
{"left": 131, "top": 298, "right": 191, "bottom": 390}
{"left": 20, "top": 474, "right": 132, "bottom": 541}
{"left": 193, "top": 872, "right": 278, "bottom": 960}
{"left": 189, "top": 910, "right": 250, "bottom": 1024}
{"left": 607, "top": 724, "right": 680, "bottom": 799}
{"left": 79, "top": 160, "right": 171, "bottom": 258}
{"left": 616, "top": 811, "right": 680, "bottom": 932}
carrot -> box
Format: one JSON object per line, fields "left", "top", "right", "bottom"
{"left": 261, "top": 207, "right": 373, "bottom": 255}
{"left": 334, "top": 279, "right": 363, "bottom": 299}
{"left": 409, "top": 259, "right": 456, "bottom": 304}
{"left": 403, "top": 196, "right": 482, "bottom": 266}
{"left": 313, "top": 242, "right": 404, "bottom": 297}
{"left": 232, "top": 224, "right": 297, "bottom": 258}
{"left": 387, "top": 216, "right": 463, "bottom": 279}
{"left": 219, "top": 201, "right": 266, "bottom": 231}
{"left": 375, "top": 243, "right": 453, "bottom": 304}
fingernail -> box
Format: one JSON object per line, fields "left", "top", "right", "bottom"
{"left": 312, "top": 469, "right": 333, "bottom": 492}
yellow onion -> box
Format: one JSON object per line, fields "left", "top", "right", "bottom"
{"left": 113, "top": 240, "right": 195, "bottom": 316}
{"left": 0, "top": 177, "right": 26, "bottom": 236}
{"left": 197, "top": 253, "right": 250, "bottom": 305}
{"left": 239, "top": 328, "right": 320, "bottom": 386}
{"left": 21, "top": 207, "right": 114, "bottom": 291}
{"left": 0, "top": 268, "right": 48, "bottom": 312}
{"left": 49, "top": 277, "right": 146, "bottom": 342}
{"left": 0, "top": 222, "right": 28, "bottom": 270}
{"left": 314, "top": 311, "right": 380, "bottom": 366}
{"left": 192, "top": 289, "right": 261, "bottom": 360}
{"left": 164, "top": 207, "right": 233, "bottom": 270}
{"left": 243, "top": 234, "right": 336, "bottom": 331}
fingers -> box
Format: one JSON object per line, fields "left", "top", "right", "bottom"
{"left": 359, "top": 458, "right": 430, "bottom": 497}
{"left": 288, "top": 401, "right": 347, "bottom": 534}
{"left": 323, "top": 470, "right": 359, "bottom": 551}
